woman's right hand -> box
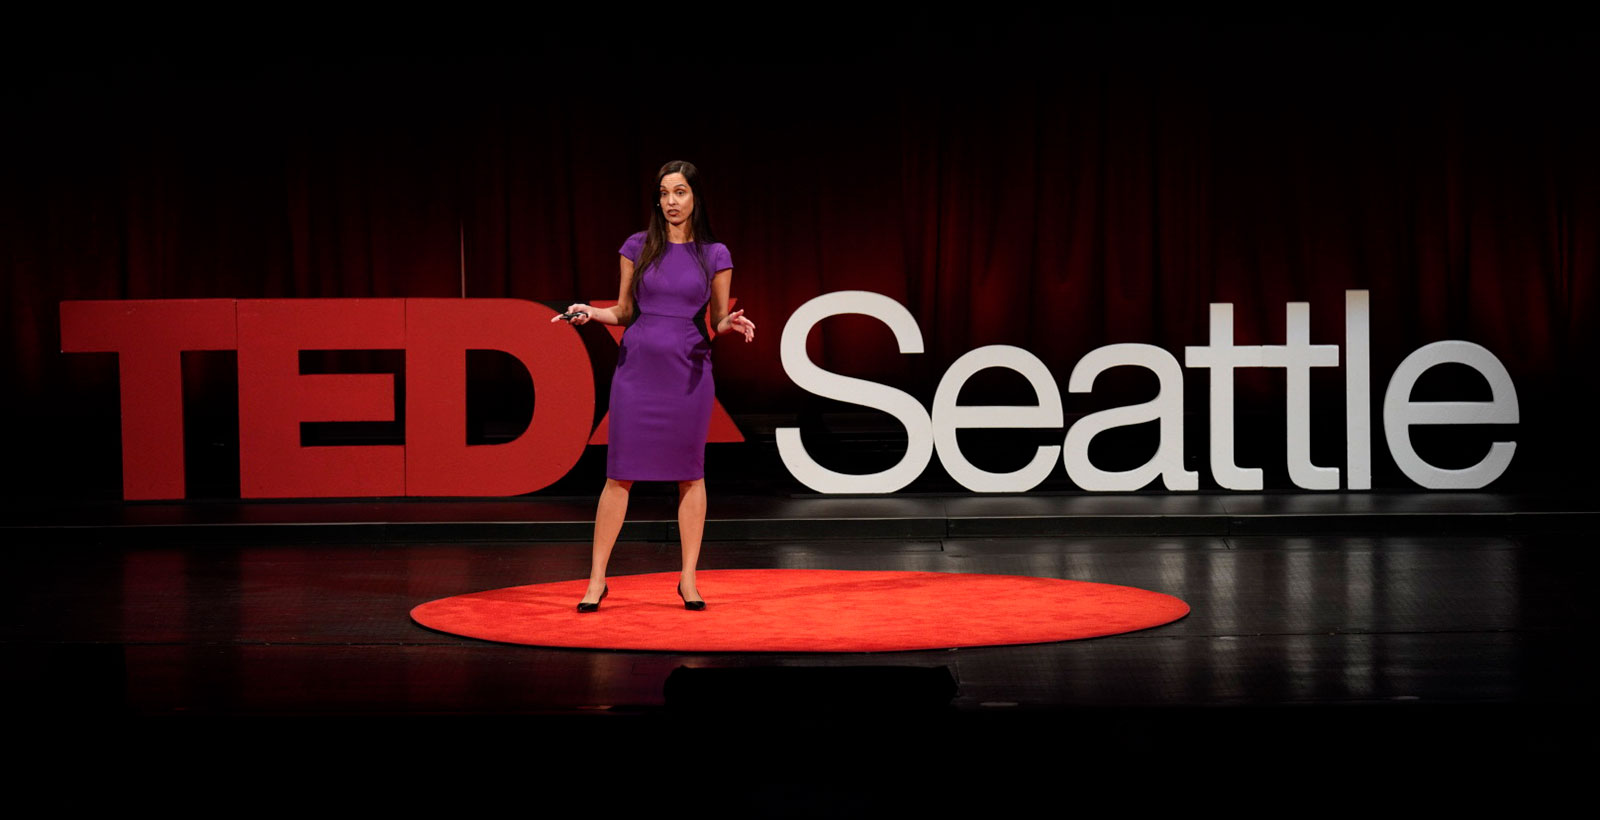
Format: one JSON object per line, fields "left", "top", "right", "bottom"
{"left": 552, "top": 304, "right": 593, "bottom": 325}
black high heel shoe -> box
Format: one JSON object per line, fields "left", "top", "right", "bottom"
{"left": 676, "top": 581, "right": 706, "bottom": 611}
{"left": 577, "top": 584, "right": 608, "bottom": 613}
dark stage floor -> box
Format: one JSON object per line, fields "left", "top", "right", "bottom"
{"left": 4, "top": 493, "right": 1594, "bottom": 798}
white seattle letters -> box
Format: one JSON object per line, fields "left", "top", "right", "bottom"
{"left": 778, "top": 290, "right": 1517, "bottom": 494}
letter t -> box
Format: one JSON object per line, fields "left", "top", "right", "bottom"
{"left": 1184, "top": 303, "right": 1264, "bottom": 490}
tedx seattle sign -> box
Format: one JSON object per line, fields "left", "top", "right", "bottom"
{"left": 62, "top": 289, "right": 1517, "bottom": 500}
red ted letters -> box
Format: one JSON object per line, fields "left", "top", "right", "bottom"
{"left": 61, "top": 298, "right": 740, "bottom": 500}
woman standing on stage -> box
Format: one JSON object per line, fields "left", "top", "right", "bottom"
{"left": 554, "top": 161, "right": 755, "bottom": 612}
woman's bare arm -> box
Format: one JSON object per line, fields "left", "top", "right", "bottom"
{"left": 551, "top": 256, "right": 638, "bottom": 326}
{"left": 709, "top": 268, "right": 754, "bottom": 342}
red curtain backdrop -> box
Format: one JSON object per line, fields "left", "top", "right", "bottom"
{"left": 4, "top": 22, "right": 1596, "bottom": 498}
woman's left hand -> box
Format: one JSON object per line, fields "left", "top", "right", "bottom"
{"left": 721, "top": 309, "right": 755, "bottom": 342}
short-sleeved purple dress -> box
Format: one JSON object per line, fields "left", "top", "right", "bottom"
{"left": 607, "top": 231, "right": 732, "bottom": 481}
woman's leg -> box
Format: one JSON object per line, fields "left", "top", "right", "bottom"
{"left": 676, "top": 479, "right": 706, "bottom": 602}
{"left": 582, "top": 478, "right": 632, "bottom": 603}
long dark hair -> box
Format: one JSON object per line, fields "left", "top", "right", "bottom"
{"left": 632, "top": 160, "right": 718, "bottom": 305}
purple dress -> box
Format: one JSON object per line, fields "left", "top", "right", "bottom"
{"left": 607, "top": 232, "right": 733, "bottom": 481}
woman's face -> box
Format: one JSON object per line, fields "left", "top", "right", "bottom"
{"left": 659, "top": 172, "right": 694, "bottom": 229}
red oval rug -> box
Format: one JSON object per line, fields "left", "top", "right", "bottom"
{"left": 411, "top": 569, "right": 1189, "bottom": 652}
